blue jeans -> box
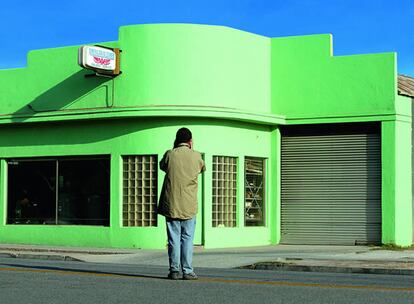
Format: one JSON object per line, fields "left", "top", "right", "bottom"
{"left": 166, "top": 217, "right": 196, "bottom": 275}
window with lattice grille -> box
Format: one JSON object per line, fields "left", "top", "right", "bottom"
{"left": 245, "top": 157, "right": 265, "bottom": 226}
{"left": 122, "top": 155, "right": 158, "bottom": 227}
{"left": 212, "top": 156, "right": 237, "bottom": 227}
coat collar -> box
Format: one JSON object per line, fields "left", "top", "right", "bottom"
{"left": 177, "top": 143, "right": 190, "bottom": 148}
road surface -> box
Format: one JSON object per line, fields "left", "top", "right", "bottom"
{"left": 1, "top": 256, "right": 413, "bottom": 304}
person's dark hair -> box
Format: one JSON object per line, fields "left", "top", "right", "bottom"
{"left": 173, "top": 127, "right": 192, "bottom": 148}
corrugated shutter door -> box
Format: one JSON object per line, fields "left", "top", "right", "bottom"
{"left": 281, "top": 127, "right": 381, "bottom": 245}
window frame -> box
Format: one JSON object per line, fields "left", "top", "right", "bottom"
{"left": 6, "top": 155, "right": 110, "bottom": 226}
{"left": 244, "top": 156, "right": 266, "bottom": 227}
{"left": 212, "top": 155, "right": 238, "bottom": 228}
{"left": 122, "top": 154, "right": 158, "bottom": 227}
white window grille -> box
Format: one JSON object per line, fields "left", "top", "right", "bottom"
{"left": 245, "top": 157, "right": 265, "bottom": 226}
{"left": 212, "top": 156, "right": 237, "bottom": 227}
{"left": 122, "top": 155, "right": 157, "bottom": 227}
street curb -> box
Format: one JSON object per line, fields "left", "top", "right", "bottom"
{"left": 0, "top": 247, "right": 133, "bottom": 255}
{"left": 0, "top": 253, "right": 12, "bottom": 259}
{"left": 0, "top": 252, "right": 82, "bottom": 262}
{"left": 241, "top": 262, "right": 414, "bottom": 276}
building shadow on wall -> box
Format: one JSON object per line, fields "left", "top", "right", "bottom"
{"left": 363, "top": 131, "right": 382, "bottom": 246}
{"left": 11, "top": 70, "right": 110, "bottom": 123}
{"left": 1, "top": 115, "right": 271, "bottom": 147}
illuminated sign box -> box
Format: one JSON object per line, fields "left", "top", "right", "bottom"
{"left": 78, "top": 45, "right": 121, "bottom": 76}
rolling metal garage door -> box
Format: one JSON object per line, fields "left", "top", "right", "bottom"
{"left": 281, "top": 123, "right": 381, "bottom": 245}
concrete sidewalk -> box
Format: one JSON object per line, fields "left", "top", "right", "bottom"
{"left": 1, "top": 243, "right": 414, "bottom": 275}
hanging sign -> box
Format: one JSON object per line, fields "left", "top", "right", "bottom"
{"left": 78, "top": 45, "right": 121, "bottom": 76}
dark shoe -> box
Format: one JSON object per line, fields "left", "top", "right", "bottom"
{"left": 183, "top": 272, "right": 198, "bottom": 280}
{"left": 167, "top": 272, "right": 180, "bottom": 280}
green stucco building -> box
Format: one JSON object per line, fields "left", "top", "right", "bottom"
{"left": 0, "top": 24, "right": 412, "bottom": 249}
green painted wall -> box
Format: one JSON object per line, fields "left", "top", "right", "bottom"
{"left": 0, "top": 24, "right": 411, "bottom": 248}
{"left": 271, "top": 34, "right": 397, "bottom": 122}
{"left": 0, "top": 118, "right": 272, "bottom": 249}
{"left": 269, "top": 127, "right": 281, "bottom": 244}
{"left": 382, "top": 119, "right": 413, "bottom": 246}
{"left": 0, "top": 24, "right": 271, "bottom": 123}
{"left": 0, "top": 42, "right": 118, "bottom": 118}
{"left": 117, "top": 24, "right": 270, "bottom": 113}
{"left": 270, "top": 33, "right": 412, "bottom": 246}
{"left": 0, "top": 27, "right": 398, "bottom": 125}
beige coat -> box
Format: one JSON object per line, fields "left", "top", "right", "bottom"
{"left": 158, "top": 143, "right": 205, "bottom": 219}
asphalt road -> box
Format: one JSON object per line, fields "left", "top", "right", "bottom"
{"left": 1, "top": 257, "right": 414, "bottom": 304}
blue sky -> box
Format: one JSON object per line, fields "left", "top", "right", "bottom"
{"left": 1, "top": 0, "right": 413, "bottom": 75}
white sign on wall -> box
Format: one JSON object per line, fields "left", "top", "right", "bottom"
{"left": 78, "top": 45, "right": 120, "bottom": 75}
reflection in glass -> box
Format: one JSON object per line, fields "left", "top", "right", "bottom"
{"left": 7, "top": 160, "right": 56, "bottom": 224}
{"left": 7, "top": 157, "right": 110, "bottom": 226}
{"left": 58, "top": 159, "right": 110, "bottom": 225}
{"left": 245, "top": 157, "right": 265, "bottom": 226}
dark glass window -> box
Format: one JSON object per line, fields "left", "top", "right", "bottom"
{"left": 7, "top": 160, "right": 56, "bottom": 225}
{"left": 245, "top": 157, "right": 265, "bottom": 226}
{"left": 7, "top": 157, "right": 110, "bottom": 226}
{"left": 58, "top": 159, "right": 110, "bottom": 225}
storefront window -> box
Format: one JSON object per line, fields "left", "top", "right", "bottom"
{"left": 245, "top": 157, "right": 265, "bottom": 226}
{"left": 212, "top": 156, "right": 237, "bottom": 227}
{"left": 58, "top": 159, "right": 110, "bottom": 225}
{"left": 7, "top": 157, "right": 110, "bottom": 226}
{"left": 7, "top": 160, "right": 56, "bottom": 225}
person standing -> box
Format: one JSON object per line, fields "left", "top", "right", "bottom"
{"left": 158, "top": 127, "right": 205, "bottom": 280}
